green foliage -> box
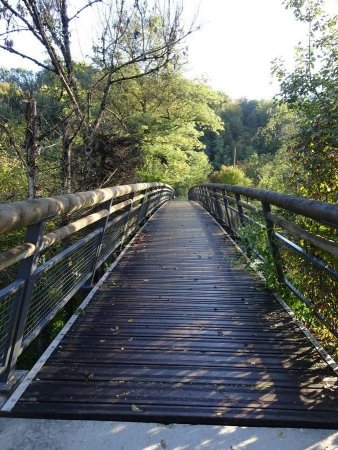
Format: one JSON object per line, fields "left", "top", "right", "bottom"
{"left": 0, "top": 149, "right": 26, "bottom": 201}
{"left": 140, "top": 147, "right": 211, "bottom": 194}
{"left": 131, "top": 74, "right": 222, "bottom": 193}
{"left": 272, "top": 0, "right": 338, "bottom": 201}
{"left": 203, "top": 98, "right": 275, "bottom": 170}
{"left": 209, "top": 165, "right": 253, "bottom": 186}
{"left": 243, "top": 153, "right": 273, "bottom": 185}
{"left": 244, "top": 149, "right": 297, "bottom": 195}
{"left": 236, "top": 216, "right": 279, "bottom": 291}
{"left": 253, "top": 103, "right": 299, "bottom": 154}
{"left": 0, "top": 66, "right": 222, "bottom": 197}
{"left": 236, "top": 212, "right": 338, "bottom": 357}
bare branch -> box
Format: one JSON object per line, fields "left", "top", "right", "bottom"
{"left": 98, "top": 168, "right": 118, "bottom": 188}
{"left": 0, "top": 28, "right": 30, "bottom": 37}
{"left": 0, "top": 44, "right": 53, "bottom": 71}
{"left": 67, "top": 115, "right": 85, "bottom": 146}
{"left": 37, "top": 107, "right": 77, "bottom": 141}
{"left": 0, "top": 0, "right": 45, "bottom": 44}
{"left": 69, "top": 0, "right": 102, "bottom": 21}
{"left": 0, "top": 122, "right": 28, "bottom": 169}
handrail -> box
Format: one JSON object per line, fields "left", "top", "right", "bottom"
{"left": 196, "top": 184, "right": 338, "bottom": 226}
{"left": 189, "top": 183, "right": 338, "bottom": 341}
{"left": 0, "top": 182, "right": 172, "bottom": 234}
{"left": 0, "top": 182, "right": 174, "bottom": 386}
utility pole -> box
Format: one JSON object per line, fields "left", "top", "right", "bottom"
{"left": 233, "top": 145, "right": 237, "bottom": 167}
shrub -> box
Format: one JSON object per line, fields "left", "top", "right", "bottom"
{"left": 209, "top": 165, "right": 252, "bottom": 186}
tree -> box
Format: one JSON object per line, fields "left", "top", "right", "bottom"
{"left": 253, "top": 103, "right": 299, "bottom": 155}
{"left": 272, "top": 0, "right": 338, "bottom": 201}
{"left": 134, "top": 73, "right": 222, "bottom": 193}
{"left": 256, "top": 148, "right": 293, "bottom": 193}
{"left": 0, "top": 67, "right": 74, "bottom": 198}
{"left": 201, "top": 98, "right": 275, "bottom": 170}
{"left": 0, "top": 0, "right": 193, "bottom": 192}
{"left": 209, "top": 165, "right": 252, "bottom": 186}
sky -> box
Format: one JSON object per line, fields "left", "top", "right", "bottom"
{"left": 0, "top": 0, "right": 337, "bottom": 100}
{"left": 183, "top": 0, "right": 336, "bottom": 99}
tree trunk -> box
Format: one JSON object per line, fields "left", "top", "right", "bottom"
{"left": 61, "top": 124, "right": 72, "bottom": 193}
{"left": 24, "top": 96, "right": 40, "bottom": 199}
{"left": 84, "top": 131, "right": 97, "bottom": 189}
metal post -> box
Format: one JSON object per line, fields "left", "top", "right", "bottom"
{"left": 157, "top": 189, "right": 164, "bottom": 211}
{"left": 235, "top": 193, "right": 245, "bottom": 227}
{"left": 206, "top": 187, "right": 213, "bottom": 214}
{"left": 223, "top": 191, "right": 234, "bottom": 236}
{"left": 145, "top": 187, "right": 152, "bottom": 220}
{"left": 197, "top": 187, "right": 201, "bottom": 203}
{"left": 203, "top": 187, "right": 208, "bottom": 210}
{"left": 200, "top": 187, "right": 205, "bottom": 207}
{"left": 120, "top": 191, "right": 135, "bottom": 250}
{"left": 210, "top": 188, "right": 217, "bottom": 217}
{"left": 0, "top": 221, "right": 45, "bottom": 384}
{"left": 88, "top": 198, "right": 114, "bottom": 285}
{"left": 137, "top": 188, "right": 148, "bottom": 225}
{"left": 143, "top": 187, "right": 152, "bottom": 221}
{"left": 261, "top": 201, "right": 285, "bottom": 283}
{"left": 213, "top": 188, "right": 222, "bottom": 221}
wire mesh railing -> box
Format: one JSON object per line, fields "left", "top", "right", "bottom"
{"left": 0, "top": 182, "right": 174, "bottom": 385}
{"left": 189, "top": 184, "right": 338, "bottom": 340}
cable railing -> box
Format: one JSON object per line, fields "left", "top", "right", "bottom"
{"left": 0, "top": 182, "right": 174, "bottom": 385}
{"left": 189, "top": 184, "right": 338, "bottom": 340}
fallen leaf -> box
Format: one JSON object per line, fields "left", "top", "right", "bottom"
{"left": 160, "top": 439, "right": 168, "bottom": 449}
{"left": 128, "top": 319, "right": 134, "bottom": 323}
{"left": 255, "top": 382, "right": 273, "bottom": 390}
{"left": 131, "top": 404, "right": 143, "bottom": 412}
{"left": 84, "top": 371, "right": 94, "bottom": 383}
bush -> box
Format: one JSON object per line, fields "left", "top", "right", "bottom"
{"left": 209, "top": 165, "right": 252, "bottom": 186}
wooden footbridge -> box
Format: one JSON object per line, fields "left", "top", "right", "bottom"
{"left": 0, "top": 183, "right": 337, "bottom": 428}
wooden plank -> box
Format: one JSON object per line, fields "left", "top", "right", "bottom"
{"left": 8, "top": 200, "right": 338, "bottom": 428}
{"left": 36, "top": 364, "right": 337, "bottom": 388}
{"left": 16, "top": 380, "right": 338, "bottom": 412}
{"left": 10, "top": 401, "right": 338, "bottom": 429}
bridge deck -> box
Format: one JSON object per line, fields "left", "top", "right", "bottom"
{"left": 8, "top": 200, "right": 338, "bottom": 427}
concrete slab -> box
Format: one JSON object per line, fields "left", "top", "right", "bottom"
{"left": 0, "top": 419, "right": 337, "bottom": 450}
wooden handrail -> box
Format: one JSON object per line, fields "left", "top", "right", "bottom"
{"left": 0, "top": 182, "right": 174, "bottom": 385}
{"left": 192, "top": 184, "right": 338, "bottom": 226}
{"left": 189, "top": 183, "right": 338, "bottom": 339}
{"left": 0, "top": 182, "right": 173, "bottom": 234}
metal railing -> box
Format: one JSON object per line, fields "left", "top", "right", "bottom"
{"left": 189, "top": 184, "right": 338, "bottom": 338}
{"left": 0, "top": 182, "right": 174, "bottom": 385}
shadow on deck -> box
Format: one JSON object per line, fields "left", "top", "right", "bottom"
{"left": 4, "top": 200, "right": 338, "bottom": 427}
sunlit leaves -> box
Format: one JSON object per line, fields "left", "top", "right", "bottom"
{"left": 274, "top": 0, "right": 338, "bottom": 202}
{"left": 209, "top": 165, "right": 252, "bottom": 186}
